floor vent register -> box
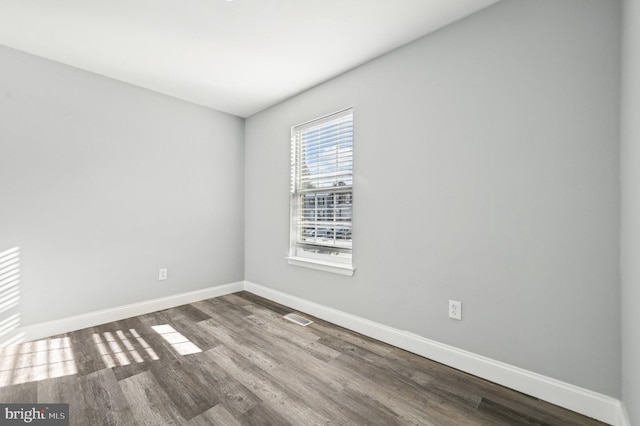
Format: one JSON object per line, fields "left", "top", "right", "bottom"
{"left": 283, "top": 313, "right": 314, "bottom": 327}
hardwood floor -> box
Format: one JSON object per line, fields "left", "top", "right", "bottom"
{"left": 0, "top": 291, "right": 606, "bottom": 425}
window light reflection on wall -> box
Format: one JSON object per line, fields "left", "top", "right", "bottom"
{"left": 0, "top": 247, "right": 21, "bottom": 347}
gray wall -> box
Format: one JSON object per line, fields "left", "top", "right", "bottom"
{"left": 245, "top": 0, "right": 621, "bottom": 397}
{"left": 621, "top": 0, "right": 640, "bottom": 421}
{"left": 0, "top": 45, "right": 245, "bottom": 326}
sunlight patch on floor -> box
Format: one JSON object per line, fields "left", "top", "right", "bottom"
{"left": 152, "top": 324, "right": 202, "bottom": 355}
{"left": 0, "top": 336, "right": 77, "bottom": 387}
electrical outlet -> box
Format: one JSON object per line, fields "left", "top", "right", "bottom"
{"left": 159, "top": 268, "right": 168, "bottom": 281}
{"left": 449, "top": 300, "right": 462, "bottom": 320}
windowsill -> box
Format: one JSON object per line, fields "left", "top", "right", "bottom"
{"left": 286, "top": 256, "right": 355, "bottom": 276}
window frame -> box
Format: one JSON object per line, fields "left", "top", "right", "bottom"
{"left": 286, "top": 107, "right": 355, "bottom": 276}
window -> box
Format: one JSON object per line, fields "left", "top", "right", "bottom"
{"left": 287, "top": 108, "right": 354, "bottom": 276}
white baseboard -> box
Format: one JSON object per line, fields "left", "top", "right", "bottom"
{"left": 1, "top": 281, "right": 244, "bottom": 346}
{"left": 244, "top": 280, "right": 626, "bottom": 426}
{"left": 618, "top": 404, "right": 631, "bottom": 426}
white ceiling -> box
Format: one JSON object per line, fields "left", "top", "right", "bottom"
{"left": 0, "top": 0, "right": 500, "bottom": 117}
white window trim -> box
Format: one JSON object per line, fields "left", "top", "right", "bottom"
{"left": 286, "top": 256, "right": 355, "bottom": 276}
{"left": 288, "top": 107, "right": 354, "bottom": 275}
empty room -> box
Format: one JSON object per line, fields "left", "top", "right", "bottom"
{"left": 0, "top": 0, "right": 638, "bottom": 424}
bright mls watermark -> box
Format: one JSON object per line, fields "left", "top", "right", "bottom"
{"left": 0, "top": 404, "right": 68, "bottom": 425}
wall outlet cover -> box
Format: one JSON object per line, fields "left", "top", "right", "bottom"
{"left": 159, "top": 268, "right": 168, "bottom": 281}
{"left": 449, "top": 300, "right": 462, "bottom": 320}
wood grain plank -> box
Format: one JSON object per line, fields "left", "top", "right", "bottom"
{"left": 147, "top": 358, "right": 218, "bottom": 420}
{"left": 218, "top": 293, "right": 253, "bottom": 308}
{"left": 187, "top": 404, "right": 243, "bottom": 426}
{"left": 206, "top": 296, "right": 254, "bottom": 317}
{"left": 244, "top": 314, "right": 341, "bottom": 363}
{"left": 118, "top": 371, "right": 184, "bottom": 425}
{"left": 80, "top": 368, "right": 136, "bottom": 426}
{"left": 478, "top": 396, "right": 604, "bottom": 426}
{"left": 175, "top": 352, "right": 260, "bottom": 417}
{"left": 268, "top": 358, "right": 402, "bottom": 425}
{"left": 239, "top": 403, "right": 294, "bottom": 426}
{"left": 205, "top": 345, "right": 330, "bottom": 425}
{"left": 390, "top": 347, "right": 604, "bottom": 425}
{"left": 330, "top": 351, "right": 480, "bottom": 425}
{"left": 0, "top": 382, "right": 37, "bottom": 403}
{"left": 309, "top": 318, "right": 395, "bottom": 357}
{"left": 214, "top": 323, "right": 399, "bottom": 424}
{"left": 161, "top": 314, "right": 220, "bottom": 353}
{"left": 233, "top": 291, "right": 292, "bottom": 316}
{"left": 129, "top": 314, "right": 195, "bottom": 364}
{"left": 198, "top": 320, "right": 282, "bottom": 371}
{"left": 241, "top": 304, "right": 324, "bottom": 343}
{"left": 38, "top": 375, "right": 90, "bottom": 426}
{"left": 174, "top": 304, "right": 212, "bottom": 322}
{"left": 69, "top": 328, "right": 105, "bottom": 375}
{"left": 191, "top": 300, "right": 251, "bottom": 332}
{"left": 234, "top": 322, "right": 415, "bottom": 425}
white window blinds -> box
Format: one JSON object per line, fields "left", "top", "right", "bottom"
{"left": 290, "top": 108, "right": 353, "bottom": 265}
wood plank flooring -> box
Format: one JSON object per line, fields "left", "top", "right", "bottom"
{"left": 0, "top": 291, "right": 606, "bottom": 425}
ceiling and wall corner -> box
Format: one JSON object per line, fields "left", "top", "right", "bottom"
{"left": 0, "top": 0, "right": 500, "bottom": 118}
